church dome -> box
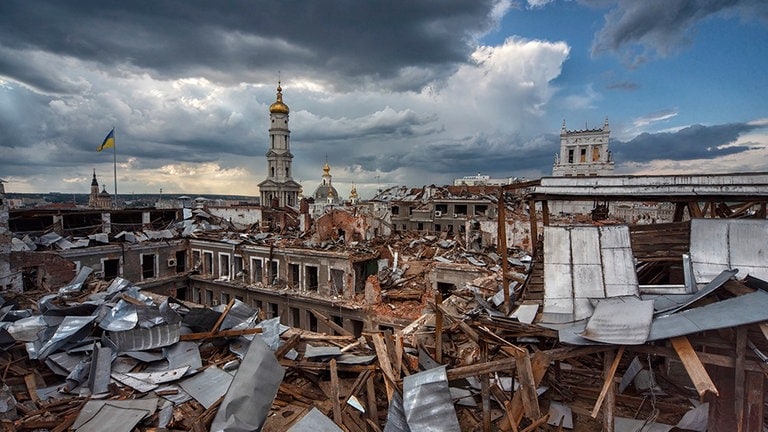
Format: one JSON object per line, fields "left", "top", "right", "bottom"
{"left": 269, "top": 83, "right": 289, "bottom": 114}
{"left": 313, "top": 161, "right": 339, "bottom": 203}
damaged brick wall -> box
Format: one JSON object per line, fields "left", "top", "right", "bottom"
{"left": 9, "top": 251, "right": 76, "bottom": 291}
{"left": 314, "top": 209, "right": 369, "bottom": 243}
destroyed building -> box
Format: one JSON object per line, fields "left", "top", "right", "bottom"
{"left": 2, "top": 172, "right": 768, "bottom": 430}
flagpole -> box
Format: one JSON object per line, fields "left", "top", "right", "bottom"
{"left": 112, "top": 127, "right": 118, "bottom": 208}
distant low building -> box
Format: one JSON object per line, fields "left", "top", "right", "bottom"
{"left": 453, "top": 173, "right": 520, "bottom": 186}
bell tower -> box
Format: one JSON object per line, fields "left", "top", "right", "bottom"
{"left": 258, "top": 83, "right": 301, "bottom": 207}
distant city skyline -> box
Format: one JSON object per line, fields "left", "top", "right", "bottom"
{"left": 1, "top": 0, "right": 766, "bottom": 199}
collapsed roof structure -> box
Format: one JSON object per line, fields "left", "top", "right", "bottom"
{"left": 2, "top": 173, "right": 768, "bottom": 430}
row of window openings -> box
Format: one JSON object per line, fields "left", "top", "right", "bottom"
{"left": 191, "top": 250, "right": 340, "bottom": 292}
{"left": 392, "top": 204, "right": 487, "bottom": 217}
{"left": 566, "top": 147, "right": 601, "bottom": 164}
{"left": 102, "top": 250, "right": 187, "bottom": 281}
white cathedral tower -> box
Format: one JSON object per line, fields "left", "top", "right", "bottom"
{"left": 258, "top": 83, "right": 301, "bottom": 207}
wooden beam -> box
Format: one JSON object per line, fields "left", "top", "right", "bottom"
{"left": 179, "top": 327, "right": 263, "bottom": 341}
{"left": 591, "top": 346, "right": 623, "bottom": 420}
{"left": 481, "top": 342, "right": 491, "bottom": 432}
{"left": 744, "top": 370, "right": 764, "bottom": 431}
{"left": 366, "top": 372, "right": 380, "bottom": 426}
{"left": 446, "top": 356, "right": 518, "bottom": 381}
{"left": 498, "top": 193, "right": 511, "bottom": 314}
{"left": 735, "top": 326, "right": 747, "bottom": 432}
{"left": 516, "top": 353, "right": 542, "bottom": 420}
{"left": 688, "top": 201, "right": 703, "bottom": 218}
{"left": 371, "top": 332, "right": 398, "bottom": 402}
{"left": 435, "top": 292, "right": 443, "bottom": 363}
{"left": 310, "top": 308, "right": 354, "bottom": 337}
{"left": 670, "top": 336, "right": 719, "bottom": 398}
{"left": 330, "top": 359, "right": 342, "bottom": 425}
{"left": 341, "top": 370, "right": 373, "bottom": 414}
{"left": 528, "top": 199, "right": 539, "bottom": 256}
{"left": 498, "top": 352, "right": 549, "bottom": 431}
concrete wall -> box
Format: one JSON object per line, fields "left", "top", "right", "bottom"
{"left": 207, "top": 206, "right": 263, "bottom": 228}
{"left": 59, "top": 240, "right": 188, "bottom": 282}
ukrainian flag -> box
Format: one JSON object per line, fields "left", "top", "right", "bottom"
{"left": 98, "top": 128, "right": 115, "bottom": 152}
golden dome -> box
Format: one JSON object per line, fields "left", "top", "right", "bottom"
{"left": 269, "top": 83, "right": 290, "bottom": 114}
{"left": 323, "top": 161, "right": 330, "bottom": 175}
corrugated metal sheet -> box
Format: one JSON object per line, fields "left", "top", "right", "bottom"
{"left": 106, "top": 323, "right": 181, "bottom": 353}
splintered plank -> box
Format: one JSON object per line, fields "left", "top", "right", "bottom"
{"left": 670, "top": 336, "right": 719, "bottom": 398}
{"left": 591, "top": 346, "right": 624, "bottom": 419}
{"left": 516, "top": 353, "right": 541, "bottom": 420}
{"left": 371, "top": 332, "right": 397, "bottom": 402}
{"left": 330, "top": 359, "right": 342, "bottom": 426}
{"left": 499, "top": 352, "right": 549, "bottom": 431}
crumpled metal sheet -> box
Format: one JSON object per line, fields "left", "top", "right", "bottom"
{"left": 648, "top": 289, "right": 768, "bottom": 341}
{"left": 37, "top": 232, "right": 62, "bottom": 247}
{"left": 213, "top": 299, "right": 256, "bottom": 330}
{"left": 6, "top": 315, "right": 47, "bottom": 342}
{"left": 57, "top": 266, "right": 93, "bottom": 295}
{"left": 33, "top": 315, "right": 96, "bottom": 360}
{"left": 210, "top": 337, "right": 285, "bottom": 432}
{"left": 256, "top": 317, "right": 289, "bottom": 351}
{"left": 401, "top": 366, "right": 460, "bottom": 432}
{"left": 560, "top": 289, "right": 768, "bottom": 345}
{"left": 98, "top": 300, "right": 139, "bottom": 331}
{"left": 653, "top": 268, "right": 737, "bottom": 316}
{"left": 287, "top": 407, "right": 343, "bottom": 432}
{"left": 383, "top": 391, "right": 410, "bottom": 432}
{"left": 164, "top": 341, "right": 202, "bottom": 374}
{"left": 579, "top": 297, "right": 654, "bottom": 345}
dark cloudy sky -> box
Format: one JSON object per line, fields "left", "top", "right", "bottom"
{"left": 1, "top": 0, "right": 767, "bottom": 198}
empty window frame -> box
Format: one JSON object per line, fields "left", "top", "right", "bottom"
{"left": 219, "top": 253, "right": 231, "bottom": 279}
{"left": 251, "top": 258, "right": 263, "bottom": 284}
{"left": 141, "top": 254, "right": 156, "bottom": 280}
{"left": 305, "top": 265, "right": 319, "bottom": 291}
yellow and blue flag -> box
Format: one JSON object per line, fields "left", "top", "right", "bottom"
{"left": 98, "top": 128, "right": 115, "bottom": 152}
